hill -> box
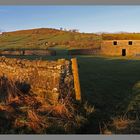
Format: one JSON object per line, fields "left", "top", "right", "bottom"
{"left": 0, "top": 28, "right": 101, "bottom": 50}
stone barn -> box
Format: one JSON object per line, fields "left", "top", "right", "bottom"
{"left": 101, "top": 40, "right": 140, "bottom": 56}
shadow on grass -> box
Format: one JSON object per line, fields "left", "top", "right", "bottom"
{"left": 125, "top": 81, "right": 140, "bottom": 118}
{"left": 101, "top": 81, "right": 140, "bottom": 134}
{"left": 76, "top": 56, "right": 140, "bottom": 133}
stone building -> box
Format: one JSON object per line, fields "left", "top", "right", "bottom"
{"left": 101, "top": 40, "right": 140, "bottom": 56}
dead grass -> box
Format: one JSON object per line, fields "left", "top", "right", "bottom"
{"left": 111, "top": 116, "right": 134, "bottom": 130}
{"left": 101, "top": 115, "right": 137, "bottom": 134}
{"left": 75, "top": 115, "right": 87, "bottom": 128}
{"left": 0, "top": 76, "right": 95, "bottom": 134}
{"left": 0, "top": 71, "right": 96, "bottom": 134}
{"left": 83, "top": 101, "right": 95, "bottom": 116}
{"left": 102, "top": 129, "right": 112, "bottom": 135}
{"left": 0, "top": 76, "right": 20, "bottom": 104}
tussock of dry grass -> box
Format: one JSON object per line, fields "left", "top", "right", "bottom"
{"left": 111, "top": 116, "right": 134, "bottom": 130}
{"left": 0, "top": 76, "right": 20, "bottom": 104}
{"left": 0, "top": 76, "right": 95, "bottom": 134}
{"left": 83, "top": 101, "right": 95, "bottom": 116}
{"left": 101, "top": 115, "right": 138, "bottom": 134}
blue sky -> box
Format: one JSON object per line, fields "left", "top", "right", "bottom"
{"left": 0, "top": 6, "right": 140, "bottom": 33}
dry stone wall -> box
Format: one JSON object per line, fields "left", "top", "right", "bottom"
{"left": 68, "top": 48, "right": 101, "bottom": 55}
{"left": 0, "top": 57, "right": 75, "bottom": 103}
{"left": 0, "top": 49, "right": 56, "bottom": 56}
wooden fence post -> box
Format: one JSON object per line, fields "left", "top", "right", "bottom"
{"left": 71, "top": 58, "right": 81, "bottom": 101}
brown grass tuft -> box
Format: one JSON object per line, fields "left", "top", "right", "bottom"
{"left": 0, "top": 76, "right": 21, "bottom": 104}
{"left": 84, "top": 101, "right": 95, "bottom": 115}
{"left": 112, "top": 116, "right": 134, "bottom": 130}
{"left": 27, "top": 110, "right": 40, "bottom": 122}
{"left": 103, "top": 129, "right": 112, "bottom": 135}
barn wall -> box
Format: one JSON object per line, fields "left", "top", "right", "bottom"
{"left": 101, "top": 40, "right": 140, "bottom": 56}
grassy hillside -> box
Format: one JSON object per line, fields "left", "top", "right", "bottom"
{"left": 0, "top": 28, "right": 101, "bottom": 50}
{"left": 102, "top": 33, "right": 140, "bottom": 40}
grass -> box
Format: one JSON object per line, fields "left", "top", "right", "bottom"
{"left": 0, "top": 28, "right": 101, "bottom": 50}
{"left": 2, "top": 45, "right": 140, "bottom": 134}
{"left": 102, "top": 33, "right": 140, "bottom": 40}
{"left": 77, "top": 55, "right": 140, "bottom": 133}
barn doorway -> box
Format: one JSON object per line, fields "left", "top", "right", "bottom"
{"left": 122, "top": 49, "right": 126, "bottom": 56}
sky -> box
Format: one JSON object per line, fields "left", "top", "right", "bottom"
{"left": 0, "top": 6, "right": 140, "bottom": 33}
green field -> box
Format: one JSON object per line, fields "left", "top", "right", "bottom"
{"left": 4, "top": 46, "right": 140, "bottom": 134}
{"left": 0, "top": 28, "right": 101, "bottom": 50}
{"left": 78, "top": 56, "right": 140, "bottom": 133}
